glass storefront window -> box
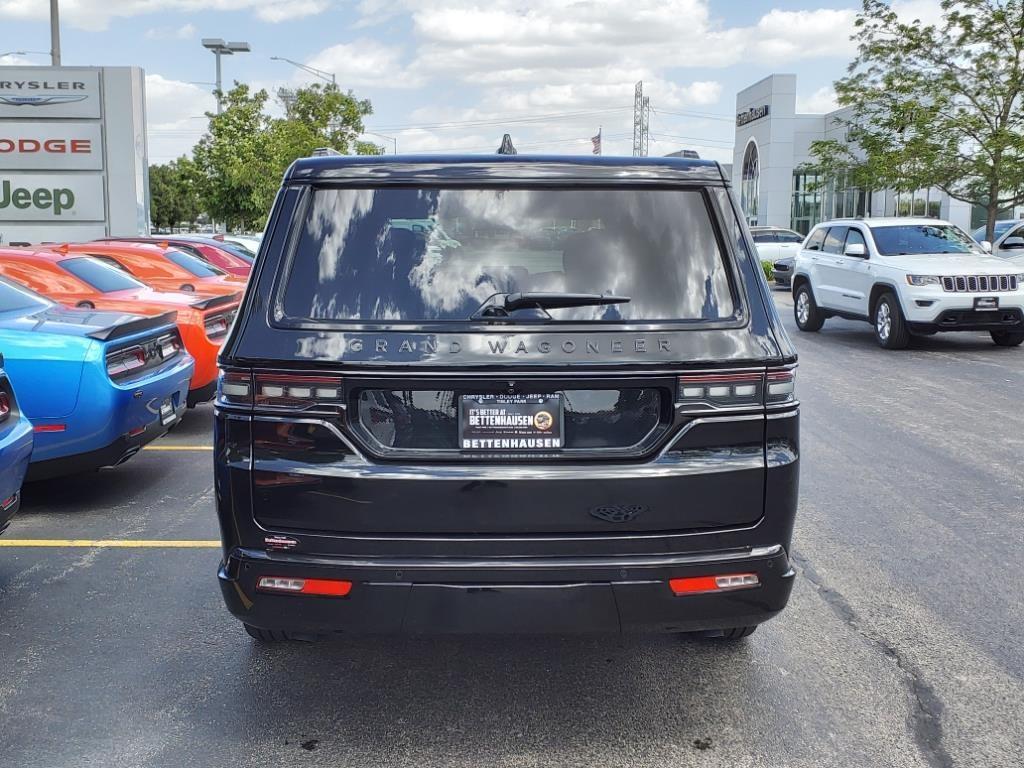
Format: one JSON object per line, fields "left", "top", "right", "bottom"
{"left": 740, "top": 141, "right": 759, "bottom": 226}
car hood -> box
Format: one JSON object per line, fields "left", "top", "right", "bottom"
{"left": 883, "top": 252, "right": 1024, "bottom": 274}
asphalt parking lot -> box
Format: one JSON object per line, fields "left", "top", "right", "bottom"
{"left": 1, "top": 291, "right": 1022, "bottom": 768}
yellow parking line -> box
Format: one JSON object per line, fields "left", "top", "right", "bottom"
{"left": 143, "top": 445, "right": 214, "bottom": 451}
{"left": 0, "top": 539, "right": 220, "bottom": 548}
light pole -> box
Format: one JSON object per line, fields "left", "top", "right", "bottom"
{"left": 49, "top": 0, "right": 60, "bottom": 66}
{"left": 270, "top": 56, "right": 336, "bottom": 86}
{"left": 202, "top": 38, "right": 251, "bottom": 114}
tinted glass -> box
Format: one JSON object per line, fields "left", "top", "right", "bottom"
{"left": 219, "top": 242, "right": 255, "bottom": 261}
{"left": 845, "top": 228, "right": 867, "bottom": 251}
{"left": 805, "top": 229, "right": 826, "bottom": 251}
{"left": 280, "top": 188, "right": 737, "bottom": 322}
{"left": 822, "top": 227, "right": 848, "bottom": 254}
{"left": 776, "top": 231, "right": 803, "bottom": 243}
{"left": 752, "top": 232, "right": 775, "bottom": 243}
{"left": 871, "top": 224, "right": 979, "bottom": 256}
{"left": 0, "top": 279, "right": 51, "bottom": 313}
{"left": 60, "top": 257, "right": 146, "bottom": 292}
{"left": 164, "top": 250, "right": 224, "bottom": 277}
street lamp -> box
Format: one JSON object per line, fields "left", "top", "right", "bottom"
{"left": 202, "top": 38, "right": 251, "bottom": 114}
{"left": 270, "top": 56, "right": 336, "bottom": 86}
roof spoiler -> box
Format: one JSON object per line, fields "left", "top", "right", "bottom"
{"left": 86, "top": 311, "right": 178, "bottom": 341}
{"left": 191, "top": 293, "right": 240, "bottom": 311}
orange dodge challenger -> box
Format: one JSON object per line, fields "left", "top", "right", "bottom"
{"left": 0, "top": 248, "right": 240, "bottom": 406}
{"left": 63, "top": 241, "right": 247, "bottom": 296}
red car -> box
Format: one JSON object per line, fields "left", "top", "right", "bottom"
{"left": 103, "top": 237, "right": 252, "bottom": 278}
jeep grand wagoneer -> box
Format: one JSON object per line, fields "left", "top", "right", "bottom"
{"left": 214, "top": 154, "right": 799, "bottom": 641}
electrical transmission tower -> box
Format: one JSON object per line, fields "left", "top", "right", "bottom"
{"left": 632, "top": 81, "right": 650, "bottom": 157}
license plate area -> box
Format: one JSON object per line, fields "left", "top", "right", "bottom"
{"left": 975, "top": 296, "right": 999, "bottom": 309}
{"left": 159, "top": 398, "right": 176, "bottom": 426}
{"left": 459, "top": 394, "right": 564, "bottom": 452}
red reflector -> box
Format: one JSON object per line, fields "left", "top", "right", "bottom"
{"left": 33, "top": 424, "right": 66, "bottom": 433}
{"left": 669, "top": 573, "right": 759, "bottom": 596}
{"left": 128, "top": 426, "right": 146, "bottom": 437}
{"left": 256, "top": 576, "right": 352, "bottom": 597}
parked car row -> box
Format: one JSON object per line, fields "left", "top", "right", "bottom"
{"left": 0, "top": 235, "right": 254, "bottom": 534}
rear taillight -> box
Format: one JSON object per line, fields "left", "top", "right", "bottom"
{"left": 256, "top": 576, "right": 352, "bottom": 597}
{"left": 0, "top": 391, "right": 10, "bottom": 423}
{"left": 676, "top": 366, "right": 796, "bottom": 409}
{"left": 157, "top": 332, "right": 182, "bottom": 360}
{"left": 218, "top": 370, "right": 253, "bottom": 406}
{"left": 253, "top": 373, "right": 345, "bottom": 411}
{"left": 669, "top": 573, "right": 760, "bottom": 596}
{"left": 204, "top": 313, "right": 232, "bottom": 340}
{"left": 106, "top": 346, "right": 147, "bottom": 379}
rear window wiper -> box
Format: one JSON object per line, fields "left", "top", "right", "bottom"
{"left": 471, "top": 292, "right": 631, "bottom": 321}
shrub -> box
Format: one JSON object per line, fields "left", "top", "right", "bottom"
{"left": 761, "top": 259, "right": 774, "bottom": 282}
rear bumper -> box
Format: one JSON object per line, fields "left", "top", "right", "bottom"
{"left": 187, "top": 379, "right": 217, "bottom": 407}
{"left": 218, "top": 544, "right": 795, "bottom": 635}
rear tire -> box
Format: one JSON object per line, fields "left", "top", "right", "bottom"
{"left": 793, "top": 283, "right": 824, "bottom": 332}
{"left": 243, "top": 624, "right": 296, "bottom": 642}
{"left": 873, "top": 292, "right": 910, "bottom": 349}
{"left": 991, "top": 330, "right": 1024, "bottom": 347}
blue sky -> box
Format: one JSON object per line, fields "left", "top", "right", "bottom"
{"left": 0, "top": 0, "right": 941, "bottom": 164}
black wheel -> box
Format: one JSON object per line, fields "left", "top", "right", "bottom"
{"left": 873, "top": 292, "right": 910, "bottom": 349}
{"left": 991, "top": 330, "right": 1024, "bottom": 347}
{"left": 243, "top": 624, "right": 295, "bottom": 642}
{"left": 793, "top": 283, "right": 824, "bottom": 331}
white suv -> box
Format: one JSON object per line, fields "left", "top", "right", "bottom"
{"left": 791, "top": 217, "right": 1024, "bottom": 349}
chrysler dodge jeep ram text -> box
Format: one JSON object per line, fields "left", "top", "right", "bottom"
{"left": 214, "top": 154, "right": 800, "bottom": 641}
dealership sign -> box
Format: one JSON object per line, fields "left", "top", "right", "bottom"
{"left": 0, "top": 174, "right": 105, "bottom": 221}
{"left": 0, "top": 70, "right": 101, "bottom": 119}
{"left": 0, "top": 122, "right": 103, "bottom": 170}
{"left": 736, "top": 104, "right": 770, "bottom": 127}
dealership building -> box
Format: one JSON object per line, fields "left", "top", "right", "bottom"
{"left": 732, "top": 74, "right": 976, "bottom": 235}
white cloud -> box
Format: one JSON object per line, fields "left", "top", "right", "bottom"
{"left": 145, "top": 73, "right": 216, "bottom": 163}
{"left": 0, "top": 0, "right": 331, "bottom": 30}
{"left": 306, "top": 40, "right": 424, "bottom": 88}
{"left": 144, "top": 22, "right": 197, "bottom": 40}
{"left": 797, "top": 86, "right": 839, "bottom": 114}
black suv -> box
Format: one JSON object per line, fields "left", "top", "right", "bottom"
{"left": 214, "top": 154, "right": 799, "bottom": 641}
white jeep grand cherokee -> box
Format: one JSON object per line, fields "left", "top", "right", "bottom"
{"left": 791, "top": 217, "right": 1024, "bottom": 349}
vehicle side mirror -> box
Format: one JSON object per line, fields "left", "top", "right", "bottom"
{"left": 844, "top": 243, "right": 867, "bottom": 257}
{"left": 981, "top": 240, "right": 993, "bottom": 253}
{"left": 1000, "top": 236, "right": 1024, "bottom": 250}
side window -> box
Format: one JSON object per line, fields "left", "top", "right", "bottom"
{"left": 845, "top": 228, "right": 867, "bottom": 253}
{"left": 823, "top": 227, "right": 848, "bottom": 254}
{"left": 804, "top": 229, "right": 827, "bottom": 251}
{"left": 752, "top": 232, "right": 775, "bottom": 244}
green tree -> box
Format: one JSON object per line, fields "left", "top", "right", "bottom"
{"left": 191, "top": 82, "right": 380, "bottom": 230}
{"left": 809, "top": 0, "right": 1024, "bottom": 240}
{"left": 149, "top": 157, "right": 202, "bottom": 230}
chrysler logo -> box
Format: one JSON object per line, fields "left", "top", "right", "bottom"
{"left": 0, "top": 95, "right": 88, "bottom": 107}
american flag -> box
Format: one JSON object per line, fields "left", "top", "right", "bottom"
{"left": 591, "top": 128, "right": 602, "bottom": 155}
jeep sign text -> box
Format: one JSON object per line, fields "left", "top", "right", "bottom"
{"left": 0, "top": 180, "right": 75, "bottom": 215}
{"left": 0, "top": 174, "right": 104, "bottom": 222}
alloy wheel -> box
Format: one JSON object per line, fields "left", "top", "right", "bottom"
{"left": 876, "top": 301, "right": 891, "bottom": 341}
{"left": 796, "top": 291, "right": 810, "bottom": 325}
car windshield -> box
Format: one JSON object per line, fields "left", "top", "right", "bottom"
{"left": 280, "top": 187, "right": 738, "bottom": 323}
{"left": 972, "top": 222, "right": 1016, "bottom": 241}
{"left": 164, "top": 249, "right": 225, "bottom": 277}
{"left": 217, "top": 242, "right": 255, "bottom": 262}
{"left": 60, "top": 257, "right": 147, "bottom": 293}
{"left": 0, "top": 278, "right": 52, "bottom": 314}
{"left": 871, "top": 224, "right": 980, "bottom": 256}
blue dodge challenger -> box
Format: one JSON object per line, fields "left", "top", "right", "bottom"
{"left": 0, "top": 278, "right": 195, "bottom": 480}
{"left": 0, "top": 353, "right": 33, "bottom": 532}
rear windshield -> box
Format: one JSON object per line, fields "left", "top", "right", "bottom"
{"left": 279, "top": 188, "right": 737, "bottom": 323}
{"left": 60, "top": 257, "right": 146, "bottom": 293}
{"left": 0, "top": 279, "right": 51, "bottom": 314}
{"left": 165, "top": 249, "right": 225, "bottom": 277}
